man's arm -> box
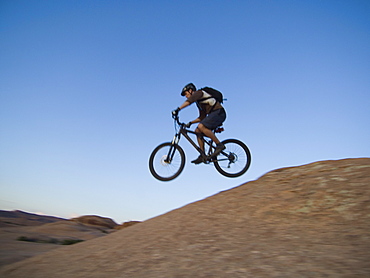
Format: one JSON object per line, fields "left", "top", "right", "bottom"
{"left": 178, "top": 90, "right": 203, "bottom": 111}
{"left": 178, "top": 100, "right": 191, "bottom": 110}
{"left": 189, "top": 107, "right": 206, "bottom": 124}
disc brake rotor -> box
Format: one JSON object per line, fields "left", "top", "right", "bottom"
{"left": 160, "top": 155, "right": 170, "bottom": 166}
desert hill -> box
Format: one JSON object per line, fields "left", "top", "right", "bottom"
{"left": 0, "top": 210, "right": 65, "bottom": 227}
{"left": 0, "top": 212, "right": 138, "bottom": 266}
{"left": 1, "top": 158, "right": 369, "bottom": 277}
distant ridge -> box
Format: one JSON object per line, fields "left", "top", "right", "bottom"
{"left": 0, "top": 210, "right": 66, "bottom": 227}
{"left": 1, "top": 158, "right": 369, "bottom": 277}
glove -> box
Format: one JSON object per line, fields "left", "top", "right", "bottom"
{"left": 185, "top": 122, "right": 192, "bottom": 128}
{"left": 172, "top": 107, "right": 180, "bottom": 117}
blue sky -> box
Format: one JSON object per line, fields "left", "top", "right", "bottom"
{"left": 1, "top": 0, "right": 369, "bottom": 223}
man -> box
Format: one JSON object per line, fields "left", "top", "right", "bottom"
{"left": 172, "top": 83, "right": 226, "bottom": 164}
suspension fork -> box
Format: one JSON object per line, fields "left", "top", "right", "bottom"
{"left": 164, "top": 132, "right": 181, "bottom": 163}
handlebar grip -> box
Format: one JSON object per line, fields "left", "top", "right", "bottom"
{"left": 172, "top": 114, "right": 183, "bottom": 126}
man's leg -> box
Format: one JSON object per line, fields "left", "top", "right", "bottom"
{"left": 195, "top": 128, "right": 205, "bottom": 152}
{"left": 197, "top": 124, "right": 220, "bottom": 144}
{"left": 197, "top": 123, "right": 225, "bottom": 157}
{"left": 191, "top": 128, "right": 206, "bottom": 164}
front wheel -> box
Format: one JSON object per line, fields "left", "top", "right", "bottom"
{"left": 149, "top": 142, "right": 185, "bottom": 181}
{"left": 214, "top": 139, "right": 251, "bottom": 178}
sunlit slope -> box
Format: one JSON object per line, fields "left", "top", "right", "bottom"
{"left": 1, "top": 158, "right": 369, "bottom": 277}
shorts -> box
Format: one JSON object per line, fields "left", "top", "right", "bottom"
{"left": 201, "top": 108, "right": 226, "bottom": 130}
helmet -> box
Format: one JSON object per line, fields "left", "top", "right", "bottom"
{"left": 181, "top": 83, "right": 196, "bottom": 96}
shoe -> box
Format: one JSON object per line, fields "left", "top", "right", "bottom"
{"left": 212, "top": 143, "right": 226, "bottom": 157}
{"left": 191, "top": 155, "right": 205, "bottom": 164}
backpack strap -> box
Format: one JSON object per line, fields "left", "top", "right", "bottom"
{"left": 197, "top": 90, "right": 218, "bottom": 113}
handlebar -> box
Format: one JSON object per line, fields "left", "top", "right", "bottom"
{"left": 172, "top": 114, "right": 184, "bottom": 126}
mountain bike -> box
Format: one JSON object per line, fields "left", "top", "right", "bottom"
{"left": 149, "top": 114, "right": 251, "bottom": 181}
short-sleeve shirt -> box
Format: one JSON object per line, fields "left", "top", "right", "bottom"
{"left": 186, "top": 90, "right": 224, "bottom": 116}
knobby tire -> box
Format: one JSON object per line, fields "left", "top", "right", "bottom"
{"left": 149, "top": 142, "right": 186, "bottom": 181}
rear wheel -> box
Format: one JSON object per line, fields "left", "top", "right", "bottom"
{"left": 213, "top": 139, "right": 251, "bottom": 178}
{"left": 149, "top": 142, "right": 185, "bottom": 181}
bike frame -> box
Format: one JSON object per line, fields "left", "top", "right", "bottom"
{"left": 165, "top": 116, "right": 216, "bottom": 164}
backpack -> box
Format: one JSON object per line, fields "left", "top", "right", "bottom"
{"left": 200, "top": 87, "right": 224, "bottom": 104}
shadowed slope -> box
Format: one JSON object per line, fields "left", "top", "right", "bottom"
{"left": 1, "top": 158, "right": 369, "bottom": 277}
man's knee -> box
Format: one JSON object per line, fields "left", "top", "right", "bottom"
{"left": 195, "top": 125, "right": 206, "bottom": 138}
{"left": 198, "top": 123, "right": 207, "bottom": 132}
